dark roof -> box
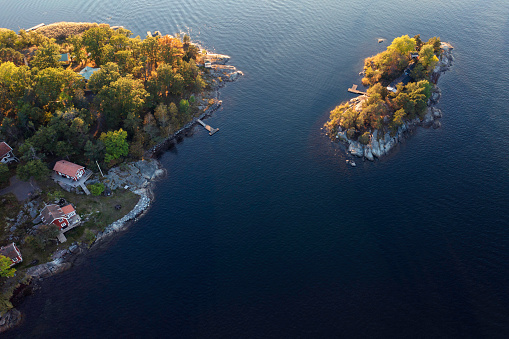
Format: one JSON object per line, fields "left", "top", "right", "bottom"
{"left": 53, "top": 160, "right": 84, "bottom": 177}
{"left": 0, "top": 142, "right": 12, "bottom": 158}
{"left": 41, "top": 204, "right": 65, "bottom": 224}
{"left": 388, "top": 63, "right": 417, "bottom": 89}
{"left": 0, "top": 243, "right": 21, "bottom": 261}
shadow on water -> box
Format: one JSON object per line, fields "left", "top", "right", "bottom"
{"left": 3, "top": 0, "right": 509, "bottom": 337}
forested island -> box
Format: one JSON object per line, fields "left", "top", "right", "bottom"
{"left": 0, "top": 22, "right": 242, "bottom": 331}
{"left": 325, "top": 35, "right": 453, "bottom": 161}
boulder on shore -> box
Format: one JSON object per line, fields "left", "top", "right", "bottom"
{"left": 0, "top": 309, "right": 21, "bottom": 333}
{"left": 364, "top": 146, "right": 374, "bottom": 161}
{"left": 348, "top": 141, "right": 364, "bottom": 157}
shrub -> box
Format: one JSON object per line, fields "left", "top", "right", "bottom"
{"left": 47, "top": 190, "right": 63, "bottom": 202}
{"left": 0, "top": 255, "right": 15, "bottom": 278}
{"left": 89, "top": 182, "right": 105, "bottom": 196}
{"left": 358, "top": 132, "right": 371, "bottom": 145}
{"left": 347, "top": 128, "right": 356, "bottom": 139}
{"left": 84, "top": 229, "right": 95, "bottom": 245}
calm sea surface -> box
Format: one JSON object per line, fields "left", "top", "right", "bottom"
{"left": 2, "top": 0, "right": 509, "bottom": 337}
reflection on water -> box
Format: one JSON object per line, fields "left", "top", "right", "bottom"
{"left": 2, "top": 0, "right": 509, "bottom": 337}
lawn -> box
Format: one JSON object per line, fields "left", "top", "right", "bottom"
{"left": 2, "top": 177, "right": 139, "bottom": 272}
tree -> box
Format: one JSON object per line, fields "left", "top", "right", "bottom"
{"left": 34, "top": 67, "right": 85, "bottom": 108}
{"left": 149, "top": 64, "right": 175, "bottom": 103}
{"left": 81, "top": 26, "right": 112, "bottom": 65}
{"left": 114, "top": 50, "right": 136, "bottom": 74}
{"left": 0, "top": 62, "right": 32, "bottom": 115}
{"left": 0, "top": 255, "right": 15, "bottom": 278}
{"left": 16, "top": 104, "right": 45, "bottom": 133}
{"left": 419, "top": 44, "right": 439, "bottom": 69}
{"left": 84, "top": 140, "right": 105, "bottom": 163}
{"left": 16, "top": 159, "right": 49, "bottom": 181}
{"left": 31, "top": 40, "right": 61, "bottom": 70}
{"left": 0, "top": 47, "right": 24, "bottom": 65}
{"left": 367, "top": 83, "right": 388, "bottom": 100}
{"left": 410, "top": 63, "right": 427, "bottom": 81}
{"left": 27, "top": 224, "right": 60, "bottom": 250}
{"left": 168, "top": 102, "right": 180, "bottom": 129}
{"left": 141, "top": 36, "right": 160, "bottom": 74}
{"left": 179, "top": 99, "right": 190, "bottom": 115}
{"left": 183, "top": 44, "right": 199, "bottom": 62}
{"left": 55, "top": 140, "right": 75, "bottom": 158}
{"left": 427, "top": 37, "right": 441, "bottom": 54}
{"left": 18, "top": 141, "right": 40, "bottom": 162}
{"left": 67, "top": 35, "right": 87, "bottom": 65}
{"left": 100, "top": 44, "right": 115, "bottom": 65}
{"left": 193, "top": 74, "right": 206, "bottom": 92}
{"left": 0, "top": 30, "right": 19, "bottom": 49}
{"left": 159, "top": 35, "right": 184, "bottom": 65}
{"left": 97, "top": 76, "right": 148, "bottom": 131}
{"left": 392, "top": 108, "right": 406, "bottom": 128}
{"left": 143, "top": 112, "right": 158, "bottom": 139}
{"left": 388, "top": 35, "right": 416, "bottom": 56}
{"left": 87, "top": 62, "right": 121, "bottom": 93}
{"left": 154, "top": 103, "right": 170, "bottom": 127}
{"left": 0, "top": 163, "right": 9, "bottom": 184}
{"left": 99, "top": 128, "right": 129, "bottom": 163}
{"left": 129, "top": 128, "right": 145, "bottom": 159}
{"left": 340, "top": 108, "right": 358, "bottom": 130}
{"left": 413, "top": 34, "right": 423, "bottom": 51}
{"left": 179, "top": 60, "right": 200, "bottom": 90}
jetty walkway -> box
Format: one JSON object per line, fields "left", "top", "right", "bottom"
{"left": 348, "top": 84, "right": 367, "bottom": 96}
{"left": 197, "top": 119, "right": 219, "bottom": 135}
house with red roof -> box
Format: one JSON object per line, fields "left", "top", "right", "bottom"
{"left": 0, "top": 243, "right": 23, "bottom": 266}
{"left": 53, "top": 160, "right": 85, "bottom": 181}
{"left": 40, "top": 203, "right": 80, "bottom": 230}
{"left": 0, "top": 142, "right": 17, "bottom": 164}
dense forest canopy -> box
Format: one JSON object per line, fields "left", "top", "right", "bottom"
{"left": 325, "top": 34, "right": 441, "bottom": 143}
{"left": 0, "top": 24, "right": 214, "bottom": 178}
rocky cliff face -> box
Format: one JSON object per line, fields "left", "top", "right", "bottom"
{"left": 334, "top": 42, "right": 453, "bottom": 162}
{"left": 0, "top": 309, "right": 21, "bottom": 333}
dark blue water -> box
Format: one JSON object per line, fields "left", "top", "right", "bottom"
{"left": 2, "top": 0, "right": 509, "bottom": 337}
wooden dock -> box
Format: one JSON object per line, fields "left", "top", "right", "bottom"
{"left": 197, "top": 119, "right": 219, "bottom": 136}
{"left": 26, "top": 23, "right": 45, "bottom": 32}
{"left": 347, "top": 84, "right": 367, "bottom": 96}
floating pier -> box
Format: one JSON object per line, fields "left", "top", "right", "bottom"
{"left": 197, "top": 119, "right": 219, "bottom": 136}
{"left": 347, "top": 84, "right": 368, "bottom": 96}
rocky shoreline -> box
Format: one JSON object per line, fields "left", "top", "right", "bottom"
{"left": 0, "top": 25, "right": 243, "bottom": 333}
{"left": 334, "top": 42, "right": 454, "bottom": 162}
{"left": 0, "top": 159, "right": 165, "bottom": 333}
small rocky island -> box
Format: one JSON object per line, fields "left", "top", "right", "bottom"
{"left": 324, "top": 35, "right": 453, "bottom": 161}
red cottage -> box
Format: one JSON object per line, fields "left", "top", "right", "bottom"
{"left": 0, "top": 141, "right": 15, "bottom": 164}
{"left": 53, "top": 160, "right": 85, "bottom": 181}
{"left": 0, "top": 243, "right": 23, "bottom": 266}
{"left": 40, "top": 204, "right": 77, "bottom": 230}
